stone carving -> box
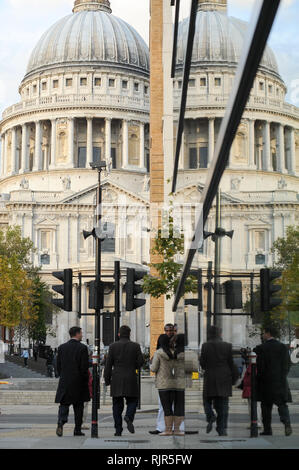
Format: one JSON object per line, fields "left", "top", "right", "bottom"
{"left": 62, "top": 176, "right": 71, "bottom": 190}
{"left": 142, "top": 175, "right": 150, "bottom": 192}
{"left": 231, "top": 177, "right": 242, "bottom": 191}
{"left": 20, "top": 178, "right": 29, "bottom": 190}
{"left": 277, "top": 178, "right": 287, "bottom": 190}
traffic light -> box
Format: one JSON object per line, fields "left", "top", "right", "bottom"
{"left": 125, "top": 268, "right": 147, "bottom": 312}
{"left": 88, "top": 280, "right": 105, "bottom": 310}
{"left": 260, "top": 268, "right": 282, "bottom": 312}
{"left": 224, "top": 280, "right": 243, "bottom": 309}
{"left": 51, "top": 269, "right": 73, "bottom": 311}
{"left": 184, "top": 269, "right": 203, "bottom": 310}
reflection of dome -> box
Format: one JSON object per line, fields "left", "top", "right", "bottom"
{"left": 24, "top": 0, "right": 149, "bottom": 80}
{"left": 177, "top": 1, "right": 280, "bottom": 80}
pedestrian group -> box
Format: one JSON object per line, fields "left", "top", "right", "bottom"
{"left": 53, "top": 323, "right": 293, "bottom": 438}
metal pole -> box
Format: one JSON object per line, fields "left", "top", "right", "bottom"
{"left": 78, "top": 272, "right": 82, "bottom": 320}
{"left": 207, "top": 261, "right": 213, "bottom": 332}
{"left": 198, "top": 269, "right": 202, "bottom": 348}
{"left": 91, "top": 167, "right": 103, "bottom": 438}
{"left": 213, "top": 189, "right": 221, "bottom": 326}
{"left": 114, "top": 261, "right": 121, "bottom": 342}
{"left": 137, "top": 368, "right": 141, "bottom": 410}
{"left": 250, "top": 351, "right": 258, "bottom": 438}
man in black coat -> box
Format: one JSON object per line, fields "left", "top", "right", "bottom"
{"left": 255, "top": 326, "right": 292, "bottom": 436}
{"left": 200, "top": 326, "right": 237, "bottom": 436}
{"left": 55, "top": 326, "right": 90, "bottom": 437}
{"left": 104, "top": 325, "right": 143, "bottom": 436}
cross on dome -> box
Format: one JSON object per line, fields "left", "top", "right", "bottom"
{"left": 73, "top": 0, "right": 112, "bottom": 13}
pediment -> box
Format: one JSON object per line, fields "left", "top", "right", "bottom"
{"left": 174, "top": 184, "right": 243, "bottom": 204}
{"left": 60, "top": 180, "right": 149, "bottom": 207}
{"left": 34, "top": 216, "right": 59, "bottom": 228}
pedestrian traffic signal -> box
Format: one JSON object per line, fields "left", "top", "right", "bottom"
{"left": 260, "top": 268, "right": 282, "bottom": 312}
{"left": 125, "top": 268, "right": 147, "bottom": 312}
{"left": 185, "top": 269, "right": 203, "bottom": 311}
{"left": 51, "top": 269, "right": 73, "bottom": 311}
{"left": 88, "top": 280, "right": 105, "bottom": 310}
{"left": 224, "top": 280, "right": 243, "bottom": 309}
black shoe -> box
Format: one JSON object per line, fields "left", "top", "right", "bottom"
{"left": 260, "top": 431, "right": 273, "bottom": 436}
{"left": 56, "top": 424, "right": 63, "bottom": 437}
{"left": 149, "top": 430, "right": 162, "bottom": 435}
{"left": 206, "top": 416, "right": 216, "bottom": 434}
{"left": 185, "top": 431, "right": 199, "bottom": 435}
{"left": 124, "top": 415, "right": 135, "bottom": 434}
{"left": 285, "top": 424, "right": 292, "bottom": 436}
{"left": 73, "top": 430, "right": 85, "bottom": 436}
{"left": 114, "top": 431, "right": 122, "bottom": 436}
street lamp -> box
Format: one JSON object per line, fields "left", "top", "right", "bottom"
{"left": 86, "top": 160, "right": 106, "bottom": 439}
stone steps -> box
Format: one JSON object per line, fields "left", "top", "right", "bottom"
{"left": 0, "top": 361, "right": 46, "bottom": 380}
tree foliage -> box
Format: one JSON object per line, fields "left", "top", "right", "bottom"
{"left": 272, "top": 225, "right": 299, "bottom": 327}
{"left": 142, "top": 216, "right": 197, "bottom": 300}
{"left": 244, "top": 225, "right": 299, "bottom": 337}
{"left": 0, "top": 225, "right": 57, "bottom": 338}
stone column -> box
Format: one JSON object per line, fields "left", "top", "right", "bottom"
{"left": 248, "top": 119, "right": 255, "bottom": 169}
{"left": 105, "top": 117, "right": 111, "bottom": 164}
{"left": 49, "top": 118, "right": 57, "bottom": 170}
{"left": 0, "top": 133, "right": 6, "bottom": 177}
{"left": 263, "top": 121, "right": 271, "bottom": 171}
{"left": 276, "top": 123, "right": 286, "bottom": 174}
{"left": 208, "top": 117, "right": 215, "bottom": 166}
{"left": 68, "top": 118, "right": 75, "bottom": 168}
{"left": 86, "top": 117, "right": 93, "bottom": 167}
{"left": 20, "top": 124, "right": 28, "bottom": 174}
{"left": 11, "top": 127, "right": 17, "bottom": 175}
{"left": 139, "top": 122, "right": 146, "bottom": 169}
{"left": 122, "top": 120, "right": 129, "bottom": 168}
{"left": 33, "top": 121, "right": 42, "bottom": 171}
{"left": 288, "top": 127, "right": 296, "bottom": 175}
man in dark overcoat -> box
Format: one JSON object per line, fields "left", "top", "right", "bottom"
{"left": 55, "top": 326, "right": 90, "bottom": 437}
{"left": 104, "top": 325, "right": 143, "bottom": 436}
{"left": 200, "top": 326, "right": 237, "bottom": 436}
{"left": 255, "top": 326, "right": 292, "bottom": 436}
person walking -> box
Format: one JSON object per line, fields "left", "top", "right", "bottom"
{"left": 82, "top": 349, "right": 93, "bottom": 430}
{"left": 21, "top": 349, "right": 29, "bottom": 367}
{"left": 55, "top": 326, "right": 90, "bottom": 437}
{"left": 200, "top": 326, "right": 238, "bottom": 436}
{"left": 255, "top": 326, "right": 292, "bottom": 436}
{"left": 46, "top": 348, "right": 54, "bottom": 378}
{"left": 149, "top": 324, "right": 175, "bottom": 435}
{"left": 104, "top": 325, "right": 143, "bottom": 437}
{"left": 33, "top": 345, "right": 38, "bottom": 362}
{"left": 151, "top": 334, "right": 184, "bottom": 436}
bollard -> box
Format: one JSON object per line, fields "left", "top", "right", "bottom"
{"left": 249, "top": 351, "right": 258, "bottom": 438}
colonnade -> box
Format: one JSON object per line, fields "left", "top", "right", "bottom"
{"left": 178, "top": 117, "right": 297, "bottom": 174}
{"left": 0, "top": 117, "right": 148, "bottom": 177}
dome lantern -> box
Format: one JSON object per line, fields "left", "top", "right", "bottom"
{"left": 73, "top": 0, "right": 112, "bottom": 13}
{"left": 197, "top": 0, "right": 227, "bottom": 12}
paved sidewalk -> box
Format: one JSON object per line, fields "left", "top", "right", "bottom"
{"left": 0, "top": 403, "right": 299, "bottom": 449}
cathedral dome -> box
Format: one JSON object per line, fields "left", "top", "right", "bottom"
{"left": 24, "top": 0, "right": 149, "bottom": 80}
{"left": 177, "top": 0, "right": 281, "bottom": 80}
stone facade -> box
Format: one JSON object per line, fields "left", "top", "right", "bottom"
{"left": 0, "top": 0, "right": 298, "bottom": 350}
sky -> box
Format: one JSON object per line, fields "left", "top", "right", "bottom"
{"left": 0, "top": 0, "right": 298, "bottom": 115}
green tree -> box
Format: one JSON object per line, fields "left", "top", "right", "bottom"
{"left": 142, "top": 216, "right": 197, "bottom": 299}
{"left": 244, "top": 225, "right": 299, "bottom": 338}
{"left": 0, "top": 226, "right": 57, "bottom": 340}
{"left": 272, "top": 225, "right": 299, "bottom": 329}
